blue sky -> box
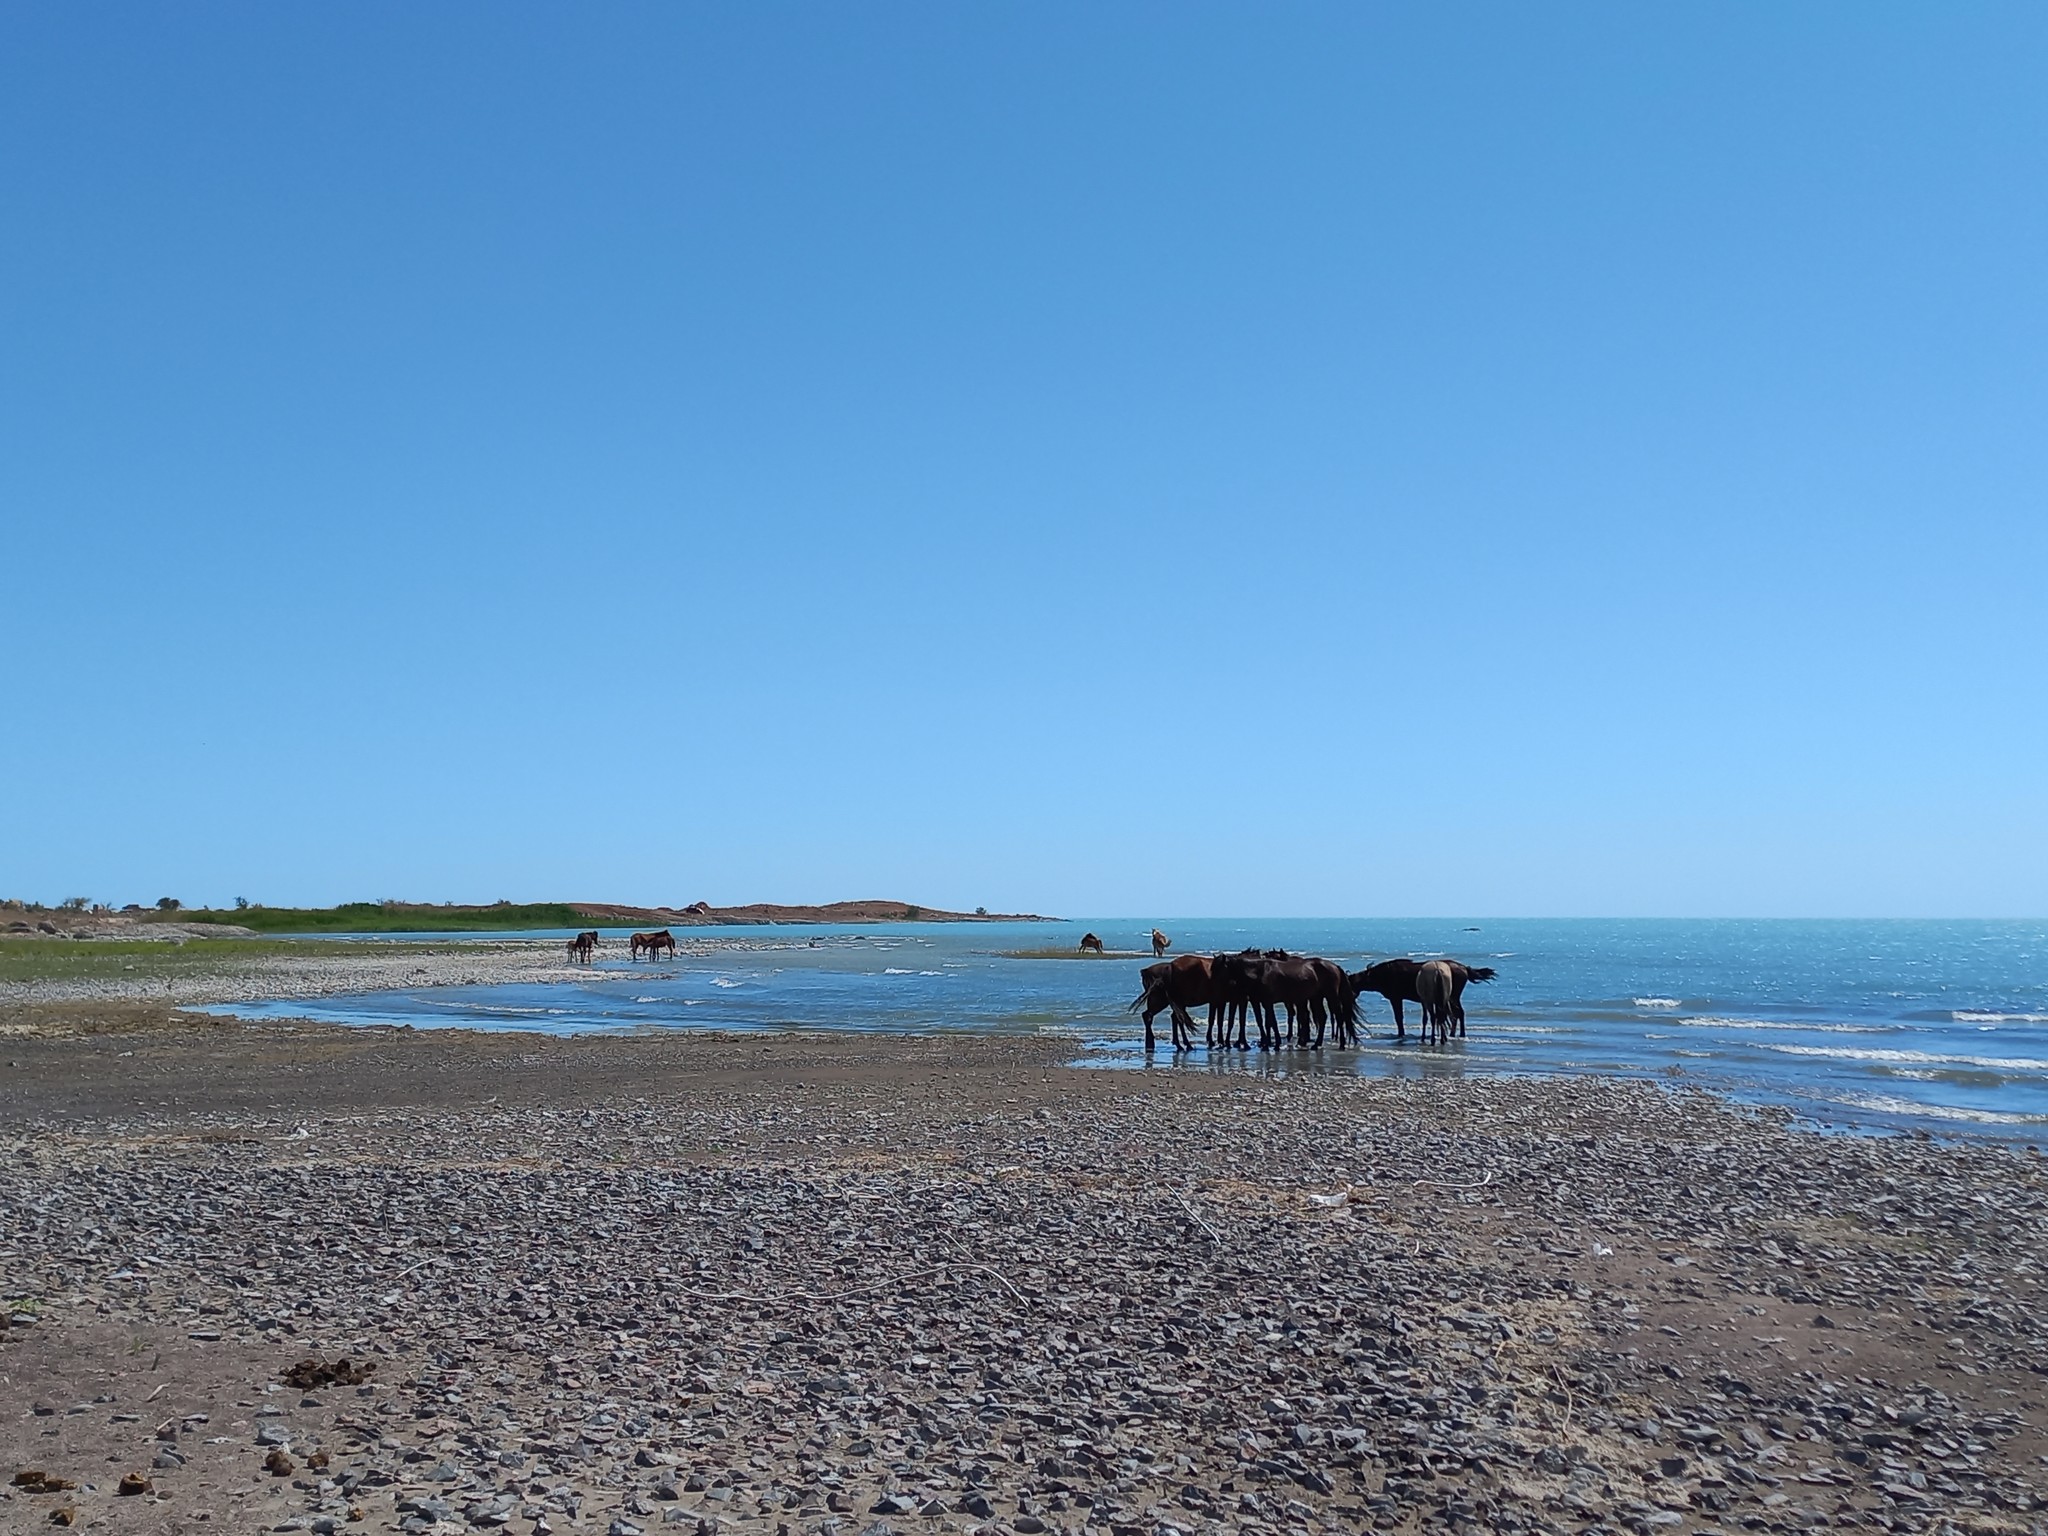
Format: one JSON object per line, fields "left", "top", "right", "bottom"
{"left": 3, "top": 5, "right": 2044, "bottom": 917}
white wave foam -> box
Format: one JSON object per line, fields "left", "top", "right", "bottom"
{"left": 1635, "top": 997, "right": 1681, "bottom": 1008}
{"left": 883, "top": 968, "right": 915, "bottom": 975}
{"left": 1825, "top": 1094, "right": 2048, "bottom": 1127}
{"left": 1954, "top": 1011, "right": 2048, "bottom": 1023}
{"left": 710, "top": 977, "right": 741, "bottom": 989}
{"left": 1682, "top": 1016, "right": 1880, "bottom": 1034}
{"left": 1758, "top": 1042, "right": 2048, "bottom": 1072}
{"left": 633, "top": 997, "right": 660, "bottom": 1003}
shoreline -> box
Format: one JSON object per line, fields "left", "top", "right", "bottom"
{"left": 0, "top": 1014, "right": 2043, "bottom": 1535}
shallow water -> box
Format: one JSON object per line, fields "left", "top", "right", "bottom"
{"left": 210, "top": 919, "right": 2048, "bottom": 1141}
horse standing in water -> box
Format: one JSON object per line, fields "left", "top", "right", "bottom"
{"left": 630, "top": 929, "right": 676, "bottom": 960}
{"left": 1130, "top": 954, "right": 1212, "bottom": 1052}
{"left": 566, "top": 930, "right": 598, "bottom": 963}
{"left": 1151, "top": 928, "right": 1170, "bottom": 958}
{"left": 1350, "top": 958, "right": 1496, "bottom": 1039}
{"left": 1415, "top": 960, "right": 1460, "bottom": 1045}
{"left": 1079, "top": 933, "right": 1106, "bottom": 955}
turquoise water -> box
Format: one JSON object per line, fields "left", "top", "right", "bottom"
{"left": 212, "top": 919, "right": 2048, "bottom": 1141}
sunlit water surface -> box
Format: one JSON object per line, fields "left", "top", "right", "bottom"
{"left": 208, "top": 919, "right": 2048, "bottom": 1141}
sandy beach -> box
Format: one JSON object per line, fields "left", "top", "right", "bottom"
{"left": 3, "top": 976, "right": 2046, "bottom": 1536}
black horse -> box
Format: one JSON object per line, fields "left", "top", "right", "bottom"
{"left": 1350, "top": 958, "right": 1496, "bottom": 1038}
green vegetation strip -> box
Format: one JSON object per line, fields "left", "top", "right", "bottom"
{"left": 0, "top": 937, "right": 442, "bottom": 986}
{"left": 168, "top": 902, "right": 588, "bottom": 933}
{"left": 998, "top": 947, "right": 1141, "bottom": 960}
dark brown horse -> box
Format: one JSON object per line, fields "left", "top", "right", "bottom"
{"left": 566, "top": 930, "right": 598, "bottom": 963}
{"left": 1349, "top": 958, "right": 1497, "bottom": 1038}
{"left": 1130, "top": 954, "right": 1212, "bottom": 1052}
{"left": 1079, "top": 933, "right": 1105, "bottom": 955}
{"left": 629, "top": 929, "right": 675, "bottom": 960}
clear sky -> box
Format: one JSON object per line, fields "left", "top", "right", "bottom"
{"left": 4, "top": 5, "right": 2044, "bottom": 918}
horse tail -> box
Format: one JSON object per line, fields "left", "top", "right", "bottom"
{"left": 1464, "top": 966, "right": 1497, "bottom": 984}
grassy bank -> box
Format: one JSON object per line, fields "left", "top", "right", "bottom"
{"left": 161, "top": 902, "right": 588, "bottom": 933}
{"left": 0, "top": 936, "right": 443, "bottom": 987}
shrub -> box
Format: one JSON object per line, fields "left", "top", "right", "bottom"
{"left": 156, "top": 897, "right": 181, "bottom": 912}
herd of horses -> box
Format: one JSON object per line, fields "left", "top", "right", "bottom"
{"left": 1129, "top": 948, "right": 1497, "bottom": 1053}
{"left": 565, "top": 929, "right": 674, "bottom": 962}
{"left": 560, "top": 926, "right": 1494, "bottom": 1053}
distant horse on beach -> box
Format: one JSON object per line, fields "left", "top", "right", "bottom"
{"left": 630, "top": 929, "right": 675, "bottom": 960}
{"left": 567, "top": 930, "right": 598, "bottom": 963}
{"left": 1079, "top": 933, "right": 1105, "bottom": 954}
{"left": 1151, "top": 928, "right": 1170, "bottom": 958}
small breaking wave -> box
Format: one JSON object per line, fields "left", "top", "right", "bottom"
{"left": 1756, "top": 1042, "right": 2048, "bottom": 1073}
{"left": 1635, "top": 997, "right": 1681, "bottom": 1008}
{"left": 1824, "top": 1093, "right": 2048, "bottom": 1127}
{"left": 1682, "top": 1016, "right": 1881, "bottom": 1034}
{"left": 883, "top": 968, "right": 916, "bottom": 975}
{"left": 1954, "top": 1011, "right": 2048, "bottom": 1023}
{"left": 710, "top": 977, "right": 742, "bottom": 989}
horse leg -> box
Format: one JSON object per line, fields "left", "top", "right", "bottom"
{"left": 1143, "top": 1004, "right": 1157, "bottom": 1054}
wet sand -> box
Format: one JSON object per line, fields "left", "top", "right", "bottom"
{"left": 2, "top": 1000, "right": 2046, "bottom": 1536}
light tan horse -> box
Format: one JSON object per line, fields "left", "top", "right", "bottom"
{"left": 1151, "top": 928, "right": 1170, "bottom": 958}
{"left": 1415, "top": 959, "right": 1459, "bottom": 1045}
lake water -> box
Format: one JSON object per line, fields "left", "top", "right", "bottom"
{"left": 212, "top": 919, "right": 2048, "bottom": 1141}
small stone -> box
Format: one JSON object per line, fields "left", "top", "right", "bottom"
{"left": 117, "top": 1472, "right": 153, "bottom": 1496}
{"left": 264, "top": 1448, "right": 296, "bottom": 1477}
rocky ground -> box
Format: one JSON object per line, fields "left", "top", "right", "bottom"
{"left": 2, "top": 1013, "right": 2045, "bottom": 1536}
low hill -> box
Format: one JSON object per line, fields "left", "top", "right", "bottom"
{"left": 154, "top": 899, "right": 1053, "bottom": 933}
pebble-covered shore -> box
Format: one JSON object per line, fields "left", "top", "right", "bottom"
{"left": 2, "top": 1020, "right": 2045, "bottom": 1536}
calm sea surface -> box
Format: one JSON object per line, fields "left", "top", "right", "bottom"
{"left": 211, "top": 919, "right": 2048, "bottom": 1141}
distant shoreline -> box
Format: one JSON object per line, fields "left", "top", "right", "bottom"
{"left": 0, "top": 898, "right": 1060, "bottom": 936}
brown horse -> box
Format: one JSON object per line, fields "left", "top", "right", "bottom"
{"left": 1151, "top": 928, "right": 1170, "bottom": 958}
{"left": 629, "top": 929, "right": 675, "bottom": 960}
{"left": 1079, "top": 933, "right": 1105, "bottom": 954}
{"left": 1352, "top": 958, "right": 1496, "bottom": 1039}
{"left": 566, "top": 930, "right": 598, "bottom": 963}
{"left": 1129, "top": 954, "right": 1212, "bottom": 1052}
